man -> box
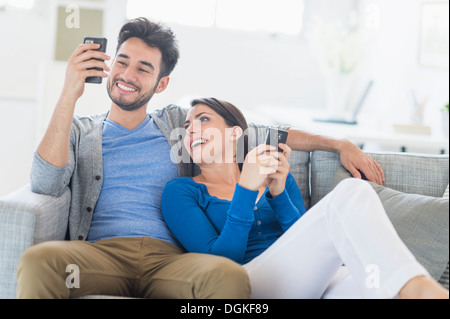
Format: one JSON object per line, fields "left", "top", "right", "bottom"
{"left": 16, "top": 17, "right": 384, "bottom": 298}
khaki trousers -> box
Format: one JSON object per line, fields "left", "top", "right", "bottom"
{"left": 16, "top": 237, "right": 250, "bottom": 299}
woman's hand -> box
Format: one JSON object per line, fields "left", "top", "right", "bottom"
{"left": 266, "top": 143, "right": 291, "bottom": 197}
{"left": 239, "top": 144, "right": 279, "bottom": 191}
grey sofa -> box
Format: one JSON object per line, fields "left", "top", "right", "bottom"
{"left": 0, "top": 150, "right": 448, "bottom": 299}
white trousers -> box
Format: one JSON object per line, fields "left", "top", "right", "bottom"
{"left": 243, "top": 178, "right": 429, "bottom": 299}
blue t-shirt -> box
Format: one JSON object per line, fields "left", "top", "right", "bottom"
{"left": 87, "top": 115, "right": 180, "bottom": 246}
{"left": 161, "top": 173, "right": 306, "bottom": 264}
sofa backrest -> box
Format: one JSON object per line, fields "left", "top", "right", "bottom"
{"left": 285, "top": 150, "right": 449, "bottom": 211}
{"left": 310, "top": 150, "right": 449, "bottom": 208}
{"left": 288, "top": 150, "right": 311, "bottom": 209}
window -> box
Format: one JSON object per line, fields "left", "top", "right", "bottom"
{"left": 0, "top": 0, "right": 34, "bottom": 9}
{"left": 216, "top": 0, "right": 304, "bottom": 35}
{"left": 127, "top": 0, "right": 304, "bottom": 36}
{"left": 127, "top": 0, "right": 216, "bottom": 28}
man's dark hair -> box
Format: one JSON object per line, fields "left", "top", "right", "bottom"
{"left": 116, "top": 17, "right": 180, "bottom": 79}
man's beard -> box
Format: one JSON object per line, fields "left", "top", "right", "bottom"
{"left": 107, "top": 78, "right": 157, "bottom": 112}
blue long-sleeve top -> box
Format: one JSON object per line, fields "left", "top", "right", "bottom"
{"left": 161, "top": 173, "right": 306, "bottom": 264}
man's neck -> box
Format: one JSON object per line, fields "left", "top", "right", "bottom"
{"left": 107, "top": 104, "right": 148, "bottom": 130}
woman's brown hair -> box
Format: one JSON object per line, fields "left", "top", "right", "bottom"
{"left": 190, "top": 98, "right": 249, "bottom": 171}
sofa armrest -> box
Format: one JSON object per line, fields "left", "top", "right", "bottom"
{"left": 0, "top": 185, "right": 71, "bottom": 243}
{"left": 0, "top": 185, "right": 70, "bottom": 298}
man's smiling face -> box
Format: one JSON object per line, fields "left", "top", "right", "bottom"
{"left": 107, "top": 37, "right": 168, "bottom": 111}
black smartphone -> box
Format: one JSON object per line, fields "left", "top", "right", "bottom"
{"left": 265, "top": 128, "right": 288, "bottom": 152}
{"left": 83, "top": 36, "right": 107, "bottom": 84}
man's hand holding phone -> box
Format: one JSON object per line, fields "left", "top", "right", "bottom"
{"left": 37, "top": 37, "right": 109, "bottom": 168}
{"left": 62, "top": 39, "right": 110, "bottom": 102}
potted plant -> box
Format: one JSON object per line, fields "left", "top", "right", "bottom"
{"left": 442, "top": 103, "right": 449, "bottom": 138}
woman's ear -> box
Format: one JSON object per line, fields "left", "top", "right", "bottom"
{"left": 230, "top": 126, "right": 243, "bottom": 141}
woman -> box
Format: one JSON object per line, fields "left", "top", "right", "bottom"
{"left": 161, "top": 97, "right": 448, "bottom": 299}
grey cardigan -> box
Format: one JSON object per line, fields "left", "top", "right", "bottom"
{"left": 30, "top": 104, "right": 279, "bottom": 241}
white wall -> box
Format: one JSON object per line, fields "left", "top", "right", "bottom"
{"left": 0, "top": 0, "right": 126, "bottom": 197}
{"left": 0, "top": 98, "right": 37, "bottom": 196}
{"left": 151, "top": 24, "right": 326, "bottom": 111}
{"left": 0, "top": 2, "right": 48, "bottom": 197}
{"left": 357, "top": 0, "right": 449, "bottom": 126}
{"left": 0, "top": 0, "right": 448, "bottom": 197}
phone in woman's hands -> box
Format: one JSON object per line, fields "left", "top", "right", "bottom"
{"left": 265, "top": 128, "right": 288, "bottom": 152}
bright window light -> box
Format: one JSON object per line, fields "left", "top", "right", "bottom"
{"left": 127, "top": 0, "right": 216, "bottom": 28}
{"left": 1, "top": 0, "right": 34, "bottom": 9}
{"left": 216, "top": 0, "right": 304, "bottom": 35}
{"left": 127, "top": 0, "right": 304, "bottom": 35}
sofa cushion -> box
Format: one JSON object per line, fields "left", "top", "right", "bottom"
{"left": 310, "top": 150, "right": 449, "bottom": 208}
{"left": 331, "top": 166, "right": 449, "bottom": 285}
{"left": 287, "top": 150, "right": 310, "bottom": 209}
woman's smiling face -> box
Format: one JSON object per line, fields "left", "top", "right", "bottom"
{"left": 183, "top": 104, "right": 237, "bottom": 165}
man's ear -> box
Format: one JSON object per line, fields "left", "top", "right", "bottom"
{"left": 155, "top": 76, "right": 170, "bottom": 94}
